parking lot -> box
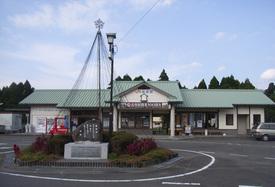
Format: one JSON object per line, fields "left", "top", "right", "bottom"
{"left": 0, "top": 135, "right": 275, "bottom": 187}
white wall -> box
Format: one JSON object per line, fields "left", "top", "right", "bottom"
{"left": 218, "top": 106, "right": 265, "bottom": 130}
{"left": 30, "top": 106, "right": 70, "bottom": 133}
{"left": 121, "top": 89, "right": 169, "bottom": 103}
{"left": 219, "top": 108, "right": 237, "bottom": 129}
{"left": 249, "top": 107, "right": 264, "bottom": 128}
{"left": 0, "top": 113, "right": 22, "bottom": 131}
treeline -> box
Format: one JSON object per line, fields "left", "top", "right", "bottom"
{"left": 195, "top": 75, "right": 255, "bottom": 89}
{"left": 0, "top": 80, "right": 34, "bottom": 109}
{"left": 115, "top": 69, "right": 169, "bottom": 82}
{"left": 115, "top": 69, "right": 255, "bottom": 90}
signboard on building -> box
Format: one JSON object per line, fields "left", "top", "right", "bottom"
{"left": 118, "top": 102, "right": 169, "bottom": 109}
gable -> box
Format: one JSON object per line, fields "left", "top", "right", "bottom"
{"left": 113, "top": 81, "right": 182, "bottom": 102}
{"left": 120, "top": 87, "right": 169, "bottom": 103}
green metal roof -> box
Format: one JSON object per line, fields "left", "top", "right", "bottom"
{"left": 20, "top": 89, "right": 110, "bottom": 108}
{"left": 113, "top": 81, "right": 182, "bottom": 102}
{"left": 177, "top": 89, "right": 274, "bottom": 108}
{"left": 20, "top": 82, "right": 274, "bottom": 108}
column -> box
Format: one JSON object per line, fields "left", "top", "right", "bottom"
{"left": 118, "top": 111, "right": 122, "bottom": 129}
{"left": 150, "top": 111, "right": 153, "bottom": 129}
{"left": 113, "top": 105, "right": 118, "bottom": 132}
{"left": 170, "top": 105, "right": 175, "bottom": 137}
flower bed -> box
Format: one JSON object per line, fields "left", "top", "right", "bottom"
{"left": 14, "top": 132, "right": 178, "bottom": 168}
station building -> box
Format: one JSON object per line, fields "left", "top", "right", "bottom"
{"left": 20, "top": 81, "right": 274, "bottom": 136}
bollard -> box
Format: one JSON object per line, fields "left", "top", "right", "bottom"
{"left": 205, "top": 129, "right": 208, "bottom": 136}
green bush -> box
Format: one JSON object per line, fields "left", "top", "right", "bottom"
{"left": 144, "top": 148, "right": 173, "bottom": 161}
{"left": 110, "top": 148, "right": 175, "bottom": 166}
{"left": 110, "top": 132, "right": 138, "bottom": 155}
{"left": 19, "top": 148, "right": 58, "bottom": 161}
{"left": 48, "top": 135, "right": 73, "bottom": 155}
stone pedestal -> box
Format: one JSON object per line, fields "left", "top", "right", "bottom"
{"left": 64, "top": 141, "right": 108, "bottom": 160}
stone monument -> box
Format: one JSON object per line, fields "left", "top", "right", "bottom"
{"left": 64, "top": 118, "right": 108, "bottom": 160}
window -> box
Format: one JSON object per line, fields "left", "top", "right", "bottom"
{"left": 269, "top": 124, "right": 275, "bottom": 130}
{"left": 226, "top": 114, "right": 233, "bottom": 126}
{"left": 260, "top": 123, "right": 270, "bottom": 129}
{"left": 253, "top": 114, "right": 261, "bottom": 126}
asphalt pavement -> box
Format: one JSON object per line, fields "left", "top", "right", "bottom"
{"left": 0, "top": 135, "right": 274, "bottom": 187}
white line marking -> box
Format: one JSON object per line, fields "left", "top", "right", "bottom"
{"left": 0, "top": 147, "right": 12, "bottom": 150}
{"left": 239, "top": 185, "right": 262, "bottom": 187}
{"left": 162, "top": 181, "right": 200, "bottom": 185}
{"left": 0, "top": 149, "right": 215, "bottom": 183}
{"left": 0, "top": 151, "right": 13, "bottom": 154}
{"left": 0, "top": 143, "right": 7, "bottom": 146}
{"left": 199, "top": 151, "right": 215, "bottom": 154}
{"left": 230, "top": 153, "right": 248, "bottom": 157}
{"left": 264, "top": 157, "right": 275, "bottom": 160}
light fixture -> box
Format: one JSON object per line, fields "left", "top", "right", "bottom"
{"left": 106, "top": 33, "right": 116, "bottom": 45}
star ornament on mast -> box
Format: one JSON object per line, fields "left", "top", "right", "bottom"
{"left": 95, "top": 18, "right": 104, "bottom": 31}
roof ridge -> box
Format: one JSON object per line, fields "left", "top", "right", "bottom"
{"left": 181, "top": 89, "right": 262, "bottom": 92}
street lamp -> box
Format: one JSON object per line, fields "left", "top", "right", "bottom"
{"left": 106, "top": 33, "right": 116, "bottom": 59}
{"left": 106, "top": 33, "right": 116, "bottom": 137}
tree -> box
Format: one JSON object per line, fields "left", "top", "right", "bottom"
{"left": 158, "top": 69, "right": 169, "bottom": 81}
{"left": 220, "top": 75, "right": 240, "bottom": 89}
{"left": 197, "top": 79, "right": 207, "bottom": 89}
{"left": 176, "top": 80, "right": 187, "bottom": 89}
{"left": 0, "top": 80, "right": 34, "bottom": 108}
{"left": 133, "top": 75, "right": 145, "bottom": 81}
{"left": 265, "top": 82, "right": 275, "bottom": 97}
{"left": 115, "top": 76, "right": 123, "bottom": 81}
{"left": 208, "top": 76, "right": 220, "bottom": 89}
{"left": 239, "top": 79, "right": 255, "bottom": 89}
{"left": 264, "top": 82, "right": 275, "bottom": 122}
{"left": 122, "top": 74, "right": 132, "bottom": 81}
{"left": 147, "top": 78, "right": 151, "bottom": 81}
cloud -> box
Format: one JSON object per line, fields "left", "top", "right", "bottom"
{"left": 130, "top": 0, "right": 174, "bottom": 9}
{"left": 214, "top": 32, "right": 225, "bottom": 40}
{"left": 10, "top": 5, "right": 54, "bottom": 28}
{"left": 260, "top": 68, "right": 275, "bottom": 80}
{"left": 217, "top": 65, "right": 226, "bottom": 72}
{"left": 115, "top": 52, "right": 155, "bottom": 78}
{"left": 214, "top": 32, "right": 238, "bottom": 41}
{"left": 0, "top": 43, "right": 82, "bottom": 88}
{"left": 9, "top": 0, "right": 174, "bottom": 33}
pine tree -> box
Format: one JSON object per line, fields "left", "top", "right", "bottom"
{"left": 239, "top": 78, "right": 255, "bottom": 89}
{"left": 264, "top": 82, "right": 275, "bottom": 97}
{"left": 220, "top": 75, "right": 240, "bottom": 89}
{"left": 208, "top": 76, "right": 220, "bottom": 89}
{"left": 133, "top": 75, "right": 145, "bottom": 81}
{"left": 122, "top": 74, "right": 132, "bottom": 81}
{"left": 158, "top": 69, "right": 169, "bottom": 81}
{"left": 197, "top": 79, "right": 207, "bottom": 89}
{"left": 115, "top": 76, "right": 123, "bottom": 81}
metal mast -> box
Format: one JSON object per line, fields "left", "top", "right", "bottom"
{"left": 95, "top": 19, "right": 104, "bottom": 123}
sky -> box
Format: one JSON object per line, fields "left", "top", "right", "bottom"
{"left": 0, "top": 0, "right": 275, "bottom": 89}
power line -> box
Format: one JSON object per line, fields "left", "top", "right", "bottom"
{"left": 118, "top": 0, "right": 162, "bottom": 43}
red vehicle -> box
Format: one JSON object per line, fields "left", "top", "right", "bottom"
{"left": 47, "top": 117, "right": 69, "bottom": 135}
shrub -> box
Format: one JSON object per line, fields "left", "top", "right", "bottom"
{"left": 48, "top": 135, "right": 73, "bottom": 155}
{"left": 102, "top": 131, "right": 110, "bottom": 143}
{"left": 31, "top": 135, "right": 49, "bottom": 153}
{"left": 13, "top": 144, "right": 21, "bottom": 158}
{"left": 144, "top": 148, "right": 173, "bottom": 161}
{"left": 127, "top": 138, "right": 157, "bottom": 156}
{"left": 110, "top": 132, "right": 138, "bottom": 154}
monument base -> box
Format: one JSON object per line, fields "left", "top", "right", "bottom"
{"left": 64, "top": 141, "right": 108, "bottom": 160}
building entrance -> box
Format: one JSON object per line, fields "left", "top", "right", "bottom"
{"left": 121, "top": 112, "right": 150, "bottom": 129}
